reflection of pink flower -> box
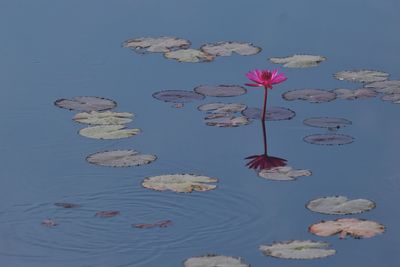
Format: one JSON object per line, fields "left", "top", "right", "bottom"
{"left": 246, "top": 69, "right": 287, "bottom": 89}
{"left": 246, "top": 154, "right": 287, "bottom": 170}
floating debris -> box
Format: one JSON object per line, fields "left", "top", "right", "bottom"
{"left": 79, "top": 125, "right": 140, "bottom": 140}
{"left": 194, "top": 85, "right": 246, "bottom": 97}
{"left": 73, "top": 111, "right": 133, "bottom": 125}
{"left": 133, "top": 220, "right": 172, "bottom": 229}
{"left": 41, "top": 219, "right": 58, "bottom": 228}
{"left": 333, "top": 88, "right": 378, "bottom": 100}
{"left": 122, "top": 36, "right": 190, "bottom": 53}
{"left": 259, "top": 240, "right": 336, "bottom": 260}
{"left": 334, "top": 70, "right": 389, "bottom": 83}
{"left": 55, "top": 96, "right": 116, "bottom": 112}
{"left": 309, "top": 218, "right": 385, "bottom": 239}
{"left": 86, "top": 150, "right": 156, "bottom": 167}
{"left": 184, "top": 255, "right": 249, "bottom": 267}
{"left": 306, "top": 196, "right": 376, "bottom": 215}
{"left": 200, "top": 41, "right": 261, "bottom": 56}
{"left": 242, "top": 107, "right": 295, "bottom": 121}
{"left": 303, "top": 117, "right": 352, "bottom": 129}
{"left": 95, "top": 210, "right": 120, "bottom": 218}
{"left": 153, "top": 90, "right": 205, "bottom": 106}
{"left": 304, "top": 134, "right": 354, "bottom": 145}
{"left": 269, "top": 54, "right": 326, "bottom": 68}
{"left": 258, "top": 166, "right": 312, "bottom": 181}
{"left": 54, "top": 203, "right": 81, "bottom": 209}
{"left": 164, "top": 49, "right": 214, "bottom": 63}
{"left": 282, "top": 89, "right": 336, "bottom": 103}
{"left": 142, "top": 174, "right": 218, "bottom": 193}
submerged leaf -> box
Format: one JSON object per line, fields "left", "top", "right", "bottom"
{"left": 122, "top": 36, "right": 190, "bottom": 53}
{"left": 164, "top": 49, "right": 215, "bottom": 63}
{"left": 184, "top": 255, "right": 249, "bottom": 267}
{"left": 95, "top": 210, "right": 120, "bottom": 218}
{"left": 306, "top": 196, "right": 376, "bottom": 215}
{"left": 333, "top": 88, "right": 378, "bottom": 100}
{"left": 142, "top": 174, "right": 218, "bottom": 193}
{"left": 153, "top": 90, "right": 205, "bottom": 104}
{"left": 87, "top": 150, "right": 156, "bottom": 167}
{"left": 242, "top": 107, "right": 295, "bottom": 121}
{"left": 334, "top": 70, "right": 389, "bottom": 83}
{"left": 200, "top": 41, "right": 261, "bottom": 56}
{"left": 270, "top": 54, "right": 326, "bottom": 68}
{"left": 133, "top": 220, "right": 172, "bottom": 229}
{"left": 309, "top": 218, "right": 385, "bottom": 239}
{"left": 259, "top": 240, "right": 336, "bottom": 260}
{"left": 73, "top": 111, "right": 133, "bottom": 125}
{"left": 364, "top": 80, "right": 400, "bottom": 94}
{"left": 303, "top": 117, "right": 352, "bottom": 129}
{"left": 79, "top": 125, "right": 140, "bottom": 140}
{"left": 282, "top": 89, "right": 336, "bottom": 103}
{"left": 304, "top": 134, "right": 354, "bottom": 145}
{"left": 258, "top": 166, "right": 311, "bottom": 181}
{"left": 55, "top": 96, "right": 116, "bottom": 112}
{"left": 194, "top": 85, "right": 247, "bottom": 97}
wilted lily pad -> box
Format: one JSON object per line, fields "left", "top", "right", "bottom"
{"left": 364, "top": 80, "right": 400, "bottom": 94}
{"left": 183, "top": 255, "right": 249, "bottom": 267}
{"left": 242, "top": 107, "right": 296, "bottom": 121}
{"left": 259, "top": 240, "right": 335, "bottom": 260}
{"left": 333, "top": 88, "right": 378, "bottom": 100}
{"left": 258, "top": 166, "right": 312, "bottom": 181}
{"left": 142, "top": 174, "right": 218, "bottom": 193}
{"left": 309, "top": 218, "right": 385, "bottom": 239}
{"left": 54, "top": 203, "right": 81, "bottom": 209}
{"left": 73, "top": 111, "right": 133, "bottom": 125}
{"left": 198, "top": 103, "right": 247, "bottom": 114}
{"left": 303, "top": 117, "right": 352, "bottom": 129}
{"left": 205, "top": 116, "right": 250, "bottom": 127}
{"left": 153, "top": 90, "right": 205, "bottom": 104}
{"left": 86, "top": 150, "right": 156, "bottom": 167}
{"left": 41, "top": 219, "right": 58, "bottom": 227}
{"left": 164, "top": 49, "right": 214, "bottom": 63}
{"left": 79, "top": 125, "right": 140, "bottom": 140}
{"left": 381, "top": 94, "right": 400, "bottom": 104}
{"left": 269, "top": 54, "right": 326, "bottom": 68}
{"left": 122, "top": 36, "right": 190, "bottom": 53}
{"left": 304, "top": 134, "right": 354, "bottom": 145}
{"left": 282, "top": 89, "right": 336, "bottom": 103}
{"left": 133, "top": 220, "right": 172, "bottom": 229}
{"left": 194, "top": 85, "right": 246, "bottom": 97}
{"left": 55, "top": 96, "right": 117, "bottom": 111}
{"left": 95, "top": 210, "right": 120, "bottom": 218}
{"left": 306, "top": 196, "right": 375, "bottom": 215}
{"left": 200, "top": 41, "right": 261, "bottom": 56}
{"left": 334, "top": 70, "right": 389, "bottom": 83}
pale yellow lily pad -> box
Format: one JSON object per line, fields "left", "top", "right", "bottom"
{"left": 270, "top": 54, "right": 326, "bottom": 68}
{"left": 306, "top": 196, "right": 375, "bottom": 215}
{"left": 184, "top": 255, "right": 249, "bottom": 267}
{"left": 79, "top": 125, "right": 140, "bottom": 140}
{"left": 73, "top": 111, "right": 133, "bottom": 125}
{"left": 164, "top": 49, "right": 215, "bottom": 63}
{"left": 200, "top": 41, "right": 261, "bottom": 56}
{"left": 258, "top": 166, "right": 312, "bottom": 181}
{"left": 142, "top": 174, "right": 218, "bottom": 193}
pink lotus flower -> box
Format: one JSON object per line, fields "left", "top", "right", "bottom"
{"left": 246, "top": 69, "right": 287, "bottom": 89}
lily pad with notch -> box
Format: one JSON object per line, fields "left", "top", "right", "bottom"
{"left": 55, "top": 96, "right": 117, "bottom": 112}
{"left": 122, "top": 36, "right": 190, "bottom": 53}
{"left": 334, "top": 70, "right": 389, "bottom": 83}
{"left": 242, "top": 107, "right": 295, "bottom": 121}
{"left": 194, "top": 85, "right": 247, "bottom": 97}
{"left": 304, "top": 134, "right": 354, "bottom": 145}
{"left": 86, "top": 150, "right": 156, "bottom": 167}
{"left": 306, "top": 196, "right": 376, "bottom": 215}
{"left": 282, "top": 89, "right": 336, "bottom": 103}
{"left": 142, "top": 174, "right": 218, "bottom": 193}
{"left": 200, "top": 41, "right": 261, "bottom": 56}
{"left": 269, "top": 54, "right": 326, "bottom": 68}
{"left": 79, "top": 125, "right": 140, "bottom": 140}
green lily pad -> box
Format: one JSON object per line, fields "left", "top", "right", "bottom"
{"left": 282, "top": 89, "right": 336, "bottom": 103}
{"left": 73, "top": 111, "right": 133, "bottom": 125}
{"left": 164, "top": 49, "right": 215, "bottom": 63}
{"left": 184, "top": 255, "right": 249, "bottom": 267}
{"left": 55, "top": 96, "right": 116, "bottom": 111}
{"left": 258, "top": 166, "right": 312, "bottom": 181}
{"left": 198, "top": 103, "right": 247, "bottom": 113}
{"left": 242, "top": 107, "right": 296, "bottom": 121}
{"left": 142, "top": 174, "right": 218, "bottom": 193}
{"left": 79, "top": 125, "right": 140, "bottom": 140}
{"left": 306, "top": 196, "right": 376, "bottom": 215}
{"left": 270, "top": 54, "right": 326, "bottom": 68}
{"left": 86, "top": 150, "right": 156, "bottom": 167}
{"left": 259, "top": 240, "right": 336, "bottom": 260}
{"left": 303, "top": 117, "right": 352, "bottom": 129}
{"left": 364, "top": 80, "right": 400, "bottom": 94}
{"left": 194, "top": 85, "right": 247, "bottom": 97}
{"left": 333, "top": 88, "right": 378, "bottom": 100}
{"left": 122, "top": 36, "right": 190, "bottom": 53}
{"left": 200, "top": 41, "right": 261, "bottom": 56}
{"left": 334, "top": 70, "right": 389, "bottom": 83}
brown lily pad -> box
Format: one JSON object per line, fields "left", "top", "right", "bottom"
{"left": 194, "top": 85, "right": 247, "bottom": 97}
{"left": 242, "top": 107, "right": 296, "bottom": 121}
{"left": 95, "top": 210, "right": 120, "bottom": 218}
{"left": 309, "top": 218, "right": 385, "bottom": 239}
{"left": 200, "top": 41, "right": 261, "bottom": 56}
{"left": 282, "top": 89, "right": 336, "bottom": 103}
{"left": 86, "top": 150, "right": 156, "bottom": 167}
{"left": 122, "top": 36, "right": 190, "bottom": 53}
{"left": 55, "top": 96, "right": 117, "bottom": 112}
{"left": 303, "top": 117, "right": 352, "bottom": 129}
{"left": 381, "top": 94, "right": 400, "bottom": 104}
{"left": 304, "top": 134, "right": 354, "bottom": 145}
{"left": 334, "top": 70, "right": 389, "bottom": 83}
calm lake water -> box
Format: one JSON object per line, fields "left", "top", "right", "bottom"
{"left": 1, "top": 0, "right": 400, "bottom": 266}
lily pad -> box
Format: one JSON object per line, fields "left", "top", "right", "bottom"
{"left": 153, "top": 90, "right": 205, "bottom": 104}
{"left": 381, "top": 94, "right": 400, "bottom": 104}
{"left": 200, "top": 41, "right": 261, "bottom": 56}
{"left": 334, "top": 70, "right": 389, "bottom": 83}
{"left": 164, "top": 49, "right": 215, "bottom": 63}
{"left": 303, "top": 117, "right": 352, "bottom": 129}
{"left": 259, "top": 240, "right": 336, "bottom": 260}
{"left": 133, "top": 220, "right": 172, "bottom": 229}
{"left": 205, "top": 116, "right": 250, "bottom": 127}
{"left": 54, "top": 203, "right": 81, "bottom": 209}
{"left": 95, "top": 210, "right": 120, "bottom": 218}
{"left": 194, "top": 85, "right": 247, "bottom": 97}
{"left": 73, "top": 111, "right": 133, "bottom": 125}
{"left": 306, "top": 196, "right": 376, "bottom": 215}
{"left": 41, "top": 219, "right": 58, "bottom": 227}
{"left": 242, "top": 107, "right": 296, "bottom": 121}
{"left": 364, "top": 80, "right": 400, "bottom": 94}
{"left": 86, "top": 150, "right": 156, "bottom": 167}
{"left": 269, "top": 54, "right": 326, "bottom": 68}
{"left": 142, "top": 174, "right": 218, "bottom": 193}
{"left": 55, "top": 96, "right": 117, "bottom": 111}
{"left": 79, "top": 125, "right": 140, "bottom": 140}
{"left": 198, "top": 103, "right": 247, "bottom": 114}
{"left": 304, "top": 134, "right": 354, "bottom": 145}
{"left": 122, "top": 36, "right": 190, "bottom": 53}
{"left": 309, "top": 218, "right": 385, "bottom": 239}
{"left": 258, "top": 166, "right": 312, "bottom": 181}
{"left": 282, "top": 89, "right": 336, "bottom": 103}
{"left": 333, "top": 88, "right": 378, "bottom": 100}
{"left": 183, "top": 255, "right": 249, "bottom": 267}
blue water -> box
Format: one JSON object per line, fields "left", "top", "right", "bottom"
{"left": 1, "top": 0, "right": 400, "bottom": 266}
